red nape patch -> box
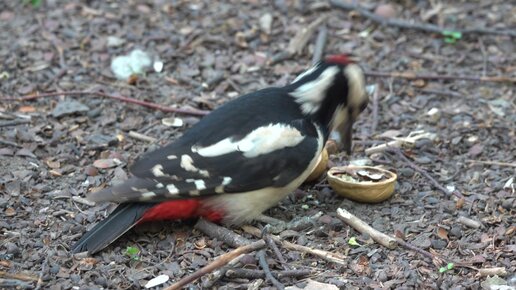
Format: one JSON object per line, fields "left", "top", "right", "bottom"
{"left": 325, "top": 54, "right": 351, "bottom": 65}
{"left": 139, "top": 199, "right": 224, "bottom": 223}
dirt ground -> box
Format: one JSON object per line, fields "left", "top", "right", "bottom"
{"left": 0, "top": 0, "right": 515, "bottom": 289}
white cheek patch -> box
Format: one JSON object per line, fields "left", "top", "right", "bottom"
{"left": 344, "top": 64, "right": 367, "bottom": 116}
{"left": 192, "top": 124, "right": 305, "bottom": 158}
{"left": 290, "top": 66, "right": 339, "bottom": 114}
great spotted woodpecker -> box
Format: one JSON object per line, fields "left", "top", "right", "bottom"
{"left": 71, "top": 55, "right": 368, "bottom": 254}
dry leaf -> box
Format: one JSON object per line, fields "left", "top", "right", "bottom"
{"left": 437, "top": 227, "right": 449, "bottom": 240}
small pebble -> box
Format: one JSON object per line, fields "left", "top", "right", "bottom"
{"left": 431, "top": 239, "right": 448, "bottom": 249}
{"left": 398, "top": 167, "right": 414, "bottom": 177}
{"left": 449, "top": 225, "right": 463, "bottom": 238}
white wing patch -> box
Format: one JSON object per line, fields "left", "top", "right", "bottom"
{"left": 166, "top": 184, "right": 179, "bottom": 195}
{"left": 151, "top": 164, "right": 165, "bottom": 177}
{"left": 192, "top": 123, "right": 305, "bottom": 158}
{"left": 186, "top": 179, "right": 207, "bottom": 191}
{"left": 179, "top": 154, "right": 210, "bottom": 177}
{"left": 290, "top": 66, "right": 339, "bottom": 114}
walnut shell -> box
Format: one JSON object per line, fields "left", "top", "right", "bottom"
{"left": 327, "top": 166, "right": 397, "bottom": 203}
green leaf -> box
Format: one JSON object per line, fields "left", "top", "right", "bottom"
{"left": 23, "top": 0, "right": 42, "bottom": 8}
{"left": 348, "top": 237, "right": 360, "bottom": 246}
{"left": 447, "top": 263, "right": 454, "bottom": 270}
{"left": 442, "top": 30, "right": 462, "bottom": 44}
{"left": 125, "top": 246, "right": 140, "bottom": 260}
{"left": 439, "top": 267, "right": 447, "bottom": 273}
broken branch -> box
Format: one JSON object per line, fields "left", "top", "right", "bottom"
{"left": 2, "top": 91, "right": 210, "bottom": 117}
{"left": 164, "top": 240, "right": 266, "bottom": 290}
{"left": 336, "top": 208, "right": 397, "bottom": 249}
{"left": 330, "top": 0, "right": 516, "bottom": 37}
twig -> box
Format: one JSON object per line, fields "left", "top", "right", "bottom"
{"left": 336, "top": 208, "right": 397, "bottom": 249}
{"left": 257, "top": 249, "right": 285, "bottom": 290}
{"left": 366, "top": 130, "right": 436, "bottom": 155}
{"left": 311, "top": 25, "right": 328, "bottom": 65}
{"left": 371, "top": 83, "right": 380, "bottom": 134}
{"left": 477, "top": 267, "right": 507, "bottom": 277}
{"left": 466, "top": 159, "right": 516, "bottom": 167}
{"left": 1, "top": 91, "right": 210, "bottom": 117}
{"left": 164, "top": 240, "right": 266, "bottom": 290}
{"left": 263, "top": 233, "right": 289, "bottom": 269}
{"left": 242, "top": 225, "right": 347, "bottom": 265}
{"left": 478, "top": 38, "right": 488, "bottom": 77}
{"left": 0, "top": 278, "right": 32, "bottom": 289}
{"left": 386, "top": 147, "right": 465, "bottom": 199}
{"left": 42, "top": 67, "right": 67, "bottom": 90}
{"left": 329, "top": 0, "right": 516, "bottom": 37}
{"left": 456, "top": 216, "right": 483, "bottom": 229}
{"left": 0, "top": 119, "right": 31, "bottom": 127}
{"left": 194, "top": 218, "right": 251, "bottom": 248}
{"left": 288, "top": 16, "right": 326, "bottom": 56}
{"left": 225, "top": 268, "right": 312, "bottom": 279}
{"left": 395, "top": 238, "right": 439, "bottom": 263}
{"left": 128, "top": 131, "right": 158, "bottom": 143}
{"left": 0, "top": 271, "right": 38, "bottom": 282}
{"left": 0, "top": 138, "right": 22, "bottom": 148}
{"left": 364, "top": 70, "right": 515, "bottom": 84}
{"left": 34, "top": 256, "right": 48, "bottom": 290}
{"left": 420, "top": 88, "right": 462, "bottom": 98}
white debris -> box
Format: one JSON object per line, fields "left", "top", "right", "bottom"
{"left": 111, "top": 49, "right": 152, "bottom": 80}
{"left": 144, "top": 274, "right": 169, "bottom": 288}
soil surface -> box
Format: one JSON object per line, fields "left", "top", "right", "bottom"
{"left": 1, "top": 1, "right": 515, "bottom": 289}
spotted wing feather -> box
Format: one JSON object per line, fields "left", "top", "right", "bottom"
{"left": 88, "top": 88, "right": 322, "bottom": 203}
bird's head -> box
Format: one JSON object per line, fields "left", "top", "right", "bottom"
{"left": 288, "top": 54, "right": 368, "bottom": 154}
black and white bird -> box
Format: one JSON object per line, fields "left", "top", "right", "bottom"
{"left": 72, "top": 55, "right": 368, "bottom": 254}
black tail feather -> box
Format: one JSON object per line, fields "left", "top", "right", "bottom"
{"left": 71, "top": 203, "right": 157, "bottom": 254}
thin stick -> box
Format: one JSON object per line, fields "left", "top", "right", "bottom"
{"left": 0, "top": 119, "right": 31, "bottom": 127}
{"left": 225, "top": 269, "right": 312, "bottom": 279}
{"left": 2, "top": 91, "right": 210, "bottom": 116}
{"left": 257, "top": 249, "right": 285, "bottom": 290}
{"left": 329, "top": 0, "right": 516, "bottom": 37}
{"left": 128, "top": 131, "right": 158, "bottom": 143}
{"left": 477, "top": 267, "right": 507, "bottom": 277}
{"left": 466, "top": 159, "right": 516, "bottom": 167}
{"left": 457, "top": 216, "right": 483, "bottom": 229}
{"left": 242, "top": 225, "right": 347, "bottom": 265}
{"left": 164, "top": 240, "right": 266, "bottom": 290}
{"left": 311, "top": 25, "right": 328, "bottom": 65}
{"left": 395, "top": 238, "right": 437, "bottom": 262}
{"left": 364, "top": 70, "right": 515, "bottom": 84}
{"left": 371, "top": 83, "right": 380, "bottom": 134}
{"left": 0, "top": 138, "right": 22, "bottom": 148}
{"left": 288, "top": 16, "right": 326, "bottom": 56}
{"left": 0, "top": 271, "right": 38, "bottom": 282}
{"left": 263, "top": 233, "right": 289, "bottom": 269}
{"left": 336, "top": 208, "right": 397, "bottom": 249}
{"left": 194, "top": 218, "right": 251, "bottom": 248}
{"left": 386, "top": 148, "right": 464, "bottom": 199}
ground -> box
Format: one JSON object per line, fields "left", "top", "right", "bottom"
{"left": 0, "top": 0, "right": 515, "bottom": 289}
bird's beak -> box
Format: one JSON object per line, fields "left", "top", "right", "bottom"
{"left": 331, "top": 119, "right": 354, "bottom": 155}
